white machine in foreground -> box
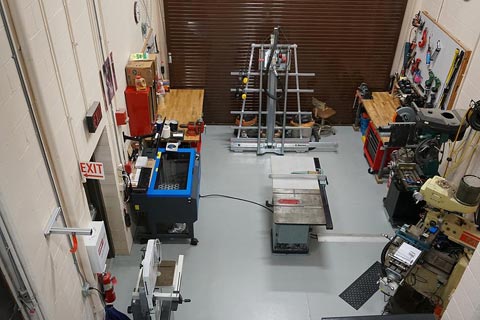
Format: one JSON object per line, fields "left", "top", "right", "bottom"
{"left": 129, "top": 239, "right": 189, "bottom": 320}
{"left": 419, "top": 175, "right": 479, "bottom": 214}
{"left": 379, "top": 175, "right": 480, "bottom": 311}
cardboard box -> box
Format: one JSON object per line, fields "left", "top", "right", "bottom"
{"left": 130, "top": 53, "right": 159, "bottom": 77}
{"left": 125, "top": 60, "right": 155, "bottom": 86}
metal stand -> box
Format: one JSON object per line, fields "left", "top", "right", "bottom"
{"left": 129, "top": 239, "right": 189, "bottom": 320}
{"left": 44, "top": 207, "right": 92, "bottom": 236}
{"left": 230, "top": 28, "right": 337, "bottom": 154}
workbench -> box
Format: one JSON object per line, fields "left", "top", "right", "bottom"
{"left": 353, "top": 91, "right": 400, "bottom": 140}
{"left": 353, "top": 91, "right": 402, "bottom": 182}
{"left": 157, "top": 89, "right": 204, "bottom": 143}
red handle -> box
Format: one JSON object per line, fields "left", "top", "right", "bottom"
{"left": 418, "top": 29, "right": 428, "bottom": 48}
{"left": 70, "top": 234, "right": 78, "bottom": 253}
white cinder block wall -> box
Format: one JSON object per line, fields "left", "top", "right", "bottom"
{"left": 393, "top": 1, "right": 480, "bottom": 319}
{"left": 0, "top": 13, "right": 101, "bottom": 320}
{"left": 1, "top": 0, "right": 165, "bottom": 318}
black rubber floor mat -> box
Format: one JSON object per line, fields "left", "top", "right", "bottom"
{"left": 339, "top": 261, "right": 382, "bottom": 310}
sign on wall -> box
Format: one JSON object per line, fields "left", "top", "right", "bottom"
{"left": 79, "top": 162, "right": 105, "bottom": 180}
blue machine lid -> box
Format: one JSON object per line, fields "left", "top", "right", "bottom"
{"left": 146, "top": 148, "right": 195, "bottom": 197}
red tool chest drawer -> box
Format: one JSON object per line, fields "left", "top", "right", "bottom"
{"left": 363, "top": 122, "right": 396, "bottom": 172}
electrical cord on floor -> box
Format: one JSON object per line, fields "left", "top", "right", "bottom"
{"left": 199, "top": 194, "right": 273, "bottom": 213}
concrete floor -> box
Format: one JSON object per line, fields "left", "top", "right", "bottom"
{"left": 108, "top": 126, "right": 394, "bottom": 320}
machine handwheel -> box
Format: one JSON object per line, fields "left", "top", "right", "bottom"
{"left": 190, "top": 238, "right": 199, "bottom": 245}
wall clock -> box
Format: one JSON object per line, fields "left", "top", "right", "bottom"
{"left": 134, "top": 1, "right": 141, "bottom": 24}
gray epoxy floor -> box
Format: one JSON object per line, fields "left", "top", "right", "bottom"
{"left": 109, "top": 126, "right": 394, "bottom": 320}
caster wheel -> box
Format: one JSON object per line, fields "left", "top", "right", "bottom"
{"left": 367, "top": 168, "right": 377, "bottom": 175}
{"left": 190, "top": 238, "right": 199, "bottom": 246}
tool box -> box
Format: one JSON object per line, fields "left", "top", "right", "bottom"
{"left": 363, "top": 122, "right": 396, "bottom": 172}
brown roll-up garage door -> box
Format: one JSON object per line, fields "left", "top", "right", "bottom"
{"left": 164, "top": 0, "right": 407, "bottom": 124}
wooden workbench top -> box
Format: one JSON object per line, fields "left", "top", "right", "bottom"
{"left": 360, "top": 91, "right": 400, "bottom": 128}
{"left": 157, "top": 89, "right": 204, "bottom": 142}
{"left": 157, "top": 89, "right": 204, "bottom": 124}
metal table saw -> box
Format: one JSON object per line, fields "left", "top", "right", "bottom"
{"left": 270, "top": 156, "right": 333, "bottom": 253}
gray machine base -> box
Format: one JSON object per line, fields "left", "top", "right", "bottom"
{"left": 230, "top": 137, "right": 338, "bottom": 153}
{"left": 231, "top": 137, "right": 310, "bottom": 153}
{"left": 130, "top": 287, "right": 174, "bottom": 320}
{"left": 271, "top": 224, "right": 310, "bottom": 253}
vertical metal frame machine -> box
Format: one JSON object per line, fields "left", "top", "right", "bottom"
{"left": 230, "top": 27, "right": 338, "bottom": 154}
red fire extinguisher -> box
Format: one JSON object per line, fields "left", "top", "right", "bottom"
{"left": 102, "top": 272, "right": 117, "bottom": 304}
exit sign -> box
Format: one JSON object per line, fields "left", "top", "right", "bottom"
{"left": 80, "top": 162, "right": 105, "bottom": 180}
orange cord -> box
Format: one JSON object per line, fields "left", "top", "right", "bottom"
{"left": 70, "top": 234, "right": 78, "bottom": 253}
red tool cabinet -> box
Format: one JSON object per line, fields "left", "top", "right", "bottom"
{"left": 124, "top": 86, "right": 154, "bottom": 136}
{"left": 363, "top": 122, "right": 396, "bottom": 172}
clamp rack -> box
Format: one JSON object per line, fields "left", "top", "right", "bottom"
{"left": 230, "top": 28, "right": 337, "bottom": 154}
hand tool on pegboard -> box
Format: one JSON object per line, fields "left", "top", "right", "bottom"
{"left": 438, "top": 50, "right": 464, "bottom": 110}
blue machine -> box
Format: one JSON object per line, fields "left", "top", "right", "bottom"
{"left": 147, "top": 148, "right": 196, "bottom": 197}
{"left": 130, "top": 148, "right": 200, "bottom": 245}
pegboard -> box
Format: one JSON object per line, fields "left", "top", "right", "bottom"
{"left": 407, "top": 11, "right": 471, "bottom": 110}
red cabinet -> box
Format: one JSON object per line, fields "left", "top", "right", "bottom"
{"left": 124, "top": 86, "right": 154, "bottom": 136}
{"left": 363, "top": 122, "right": 397, "bottom": 172}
